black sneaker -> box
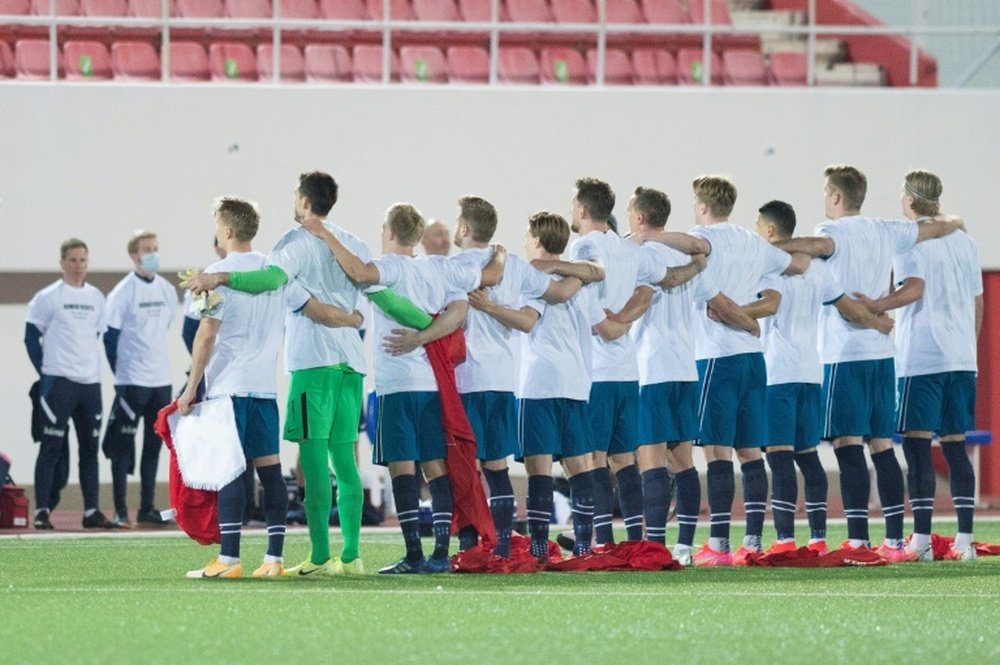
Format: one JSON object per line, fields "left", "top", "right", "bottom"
{"left": 556, "top": 531, "right": 576, "bottom": 551}
{"left": 82, "top": 510, "right": 119, "bottom": 529}
{"left": 136, "top": 509, "right": 173, "bottom": 527}
{"left": 34, "top": 511, "right": 54, "bottom": 530}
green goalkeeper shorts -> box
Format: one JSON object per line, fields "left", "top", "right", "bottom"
{"left": 284, "top": 365, "right": 364, "bottom": 445}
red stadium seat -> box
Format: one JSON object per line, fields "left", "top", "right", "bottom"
{"left": 129, "top": 0, "right": 175, "bottom": 17}
{"left": 352, "top": 43, "right": 398, "bottom": 81}
{"left": 15, "top": 39, "right": 63, "bottom": 78}
{"left": 257, "top": 43, "right": 304, "bottom": 81}
{"left": 225, "top": 0, "right": 271, "bottom": 18}
{"left": 551, "top": 0, "right": 595, "bottom": 23}
{"left": 457, "top": 0, "right": 489, "bottom": 21}
{"left": 769, "top": 50, "right": 806, "bottom": 86}
{"left": 540, "top": 46, "right": 584, "bottom": 84}
{"left": 400, "top": 44, "right": 445, "bottom": 82}
{"left": 677, "top": 47, "right": 721, "bottom": 84}
{"left": 505, "top": 0, "right": 551, "bottom": 22}
{"left": 64, "top": 41, "right": 111, "bottom": 80}
{"left": 639, "top": 0, "right": 686, "bottom": 24}
{"left": 365, "top": 0, "right": 413, "bottom": 20}
{"left": 281, "top": 0, "right": 317, "bottom": 18}
{"left": 606, "top": 0, "right": 641, "bottom": 24}
{"left": 631, "top": 47, "right": 675, "bottom": 84}
{"left": 30, "top": 0, "right": 79, "bottom": 14}
{"left": 0, "top": 0, "right": 30, "bottom": 14}
{"left": 586, "top": 46, "right": 631, "bottom": 84}
{"left": 317, "top": 0, "right": 365, "bottom": 18}
{"left": 446, "top": 44, "right": 488, "bottom": 82}
{"left": 80, "top": 0, "right": 126, "bottom": 15}
{"left": 688, "top": 0, "right": 729, "bottom": 25}
{"left": 723, "top": 48, "right": 766, "bottom": 85}
{"left": 0, "top": 41, "right": 16, "bottom": 78}
{"left": 209, "top": 41, "right": 256, "bottom": 80}
{"left": 303, "top": 42, "right": 351, "bottom": 80}
{"left": 111, "top": 40, "right": 160, "bottom": 79}
{"left": 169, "top": 41, "right": 209, "bottom": 80}
{"left": 412, "top": 0, "right": 456, "bottom": 21}
{"left": 497, "top": 46, "right": 537, "bottom": 83}
{"left": 176, "top": 0, "right": 223, "bottom": 17}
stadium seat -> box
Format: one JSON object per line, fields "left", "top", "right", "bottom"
{"left": 723, "top": 48, "right": 766, "bottom": 85}
{"left": 225, "top": 0, "right": 271, "bottom": 18}
{"left": 209, "top": 41, "right": 256, "bottom": 80}
{"left": 586, "top": 47, "right": 631, "bottom": 84}
{"left": 456, "top": 0, "right": 490, "bottom": 21}
{"left": 769, "top": 50, "right": 806, "bottom": 86}
{"left": 606, "top": 0, "right": 642, "bottom": 24}
{"left": 631, "top": 47, "right": 675, "bottom": 84}
{"left": 676, "top": 47, "right": 721, "bottom": 84}
{"left": 281, "top": 0, "right": 317, "bottom": 18}
{"left": 540, "top": 46, "right": 585, "bottom": 84}
{"left": 400, "top": 44, "right": 445, "bottom": 82}
{"left": 551, "top": 0, "right": 595, "bottom": 23}
{"left": 446, "top": 44, "right": 487, "bottom": 83}
{"left": 497, "top": 46, "right": 537, "bottom": 83}
{"left": 257, "top": 43, "right": 304, "bottom": 80}
{"left": 412, "top": 0, "right": 456, "bottom": 21}
{"left": 111, "top": 40, "right": 160, "bottom": 79}
{"left": 0, "top": 0, "right": 30, "bottom": 14}
{"left": 169, "top": 41, "right": 209, "bottom": 80}
{"left": 80, "top": 0, "right": 126, "bottom": 15}
{"left": 303, "top": 42, "right": 351, "bottom": 81}
{"left": 129, "top": 0, "right": 174, "bottom": 17}
{"left": 29, "top": 0, "right": 79, "bottom": 14}
{"left": 352, "top": 43, "right": 398, "bottom": 81}
{"left": 365, "top": 0, "right": 413, "bottom": 20}
{"left": 317, "top": 0, "right": 364, "bottom": 18}
{"left": 505, "top": 0, "right": 551, "bottom": 23}
{"left": 639, "top": 0, "right": 686, "bottom": 24}
{"left": 0, "top": 41, "right": 15, "bottom": 78}
{"left": 176, "top": 0, "right": 223, "bottom": 17}
{"left": 688, "top": 0, "right": 730, "bottom": 25}
{"left": 14, "top": 39, "right": 63, "bottom": 78}
{"left": 63, "top": 40, "right": 112, "bottom": 79}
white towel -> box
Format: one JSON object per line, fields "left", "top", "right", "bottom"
{"left": 166, "top": 397, "right": 246, "bottom": 491}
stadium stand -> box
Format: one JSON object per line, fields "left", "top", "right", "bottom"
{"left": 0, "top": 0, "right": 30, "bottom": 14}
{"left": 282, "top": 0, "right": 318, "bottom": 18}
{"left": 208, "top": 41, "right": 256, "bottom": 80}
{"left": 352, "top": 43, "right": 399, "bottom": 81}
{"left": 14, "top": 38, "right": 62, "bottom": 78}
{"left": 176, "top": 0, "right": 223, "bottom": 18}
{"left": 767, "top": 49, "right": 805, "bottom": 85}
{"left": 676, "top": 46, "right": 722, "bottom": 85}
{"left": 111, "top": 40, "right": 160, "bottom": 79}
{"left": 303, "top": 41, "right": 351, "bottom": 80}
{"left": 168, "top": 40, "right": 210, "bottom": 79}
{"left": 81, "top": 0, "right": 127, "bottom": 16}
{"left": 585, "top": 46, "right": 631, "bottom": 84}
{"left": 29, "top": 0, "right": 80, "bottom": 15}
{"left": 688, "top": 0, "right": 731, "bottom": 25}
{"left": 0, "top": 40, "right": 15, "bottom": 77}
{"left": 631, "top": 47, "right": 676, "bottom": 84}
{"left": 539, "top": 46, "right": 585, "bottom": 84}
{"left": 225, "top": 0, "right": 271, "bottom": 18}
{"left": 446, "top": 43, "right": 487, "bottom": 82}
{"left": 318, "top": 0, "right": 365, "bottom": 19}
{"left": 64, "top": 39, "right": 112, "bottom": 79}
{"left": 722, "top": 47, "right": 766, "bottom": 85}
{"left": 365, "top": 0, "right": 414, "bottom": 21}
{"left": 551, "top": 0, "right": 596, "bottom": 24}
{"left": 257, "top": 42, "right": 305, "bottom": 80}
{"left": 413, "top": 0, "right": 458, "bottom": 22}
{"left": 400, "top": 43, "right": 446, "bottom": 82}
{"left": 497, "top": 45, "right": 537, "bottom": 83}
{"left": 129, "top": 0, "right": 173, "bottom": 17}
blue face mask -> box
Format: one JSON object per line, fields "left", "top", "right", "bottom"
{"left": 140, "top": 252, "right": 160, "bottom": 273}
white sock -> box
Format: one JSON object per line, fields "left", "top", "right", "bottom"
{"left": 708, "top": 537, "right": 729, "bottom": 552}
{"left": 217, "top": 555, "right": 239, "bottom": 565}
{"left": 954, "top": 532, "right": 973, "bottom": 550}
{"left": 848, "top": 538, "right": 868, "bottom": 549}
{"left": 84, "top": 508, "right": 97, "bottom": 518}
{"left": 909, "top": 533, "right": 931, "bottom": 551}
{"left": 35, "top": 508, "right": 49, "bottom": 517}
{"left": 263, "top": 554, "right": 282, "bottom": 564}
{"left": 808, "top": 538, "right": 825, "bottom": 545}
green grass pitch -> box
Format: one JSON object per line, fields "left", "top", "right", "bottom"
{"left": 2, "top": 521, "right": 999, "bottom": 664}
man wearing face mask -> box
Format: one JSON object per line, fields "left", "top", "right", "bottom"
{"left": 102, "top": 230, "right": 179, "bottom": 528}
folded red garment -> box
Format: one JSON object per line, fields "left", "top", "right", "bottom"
{"left": 747, "top": 546, "right": 887, "bottom": 567}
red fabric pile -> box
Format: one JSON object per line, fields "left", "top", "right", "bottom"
{"left": 453, "top": 536, "right": 681, "bottom": 573}
{"left": 930, "top": 533, "right": 1000, "bottom": 559}
{"left": 746, "top": 546, "right": 887, "bottom": 567}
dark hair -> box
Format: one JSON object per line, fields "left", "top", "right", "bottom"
{"left": 528, "top": 212, "right": 571, "bottom": 255}
{"left": 298, "top": 171, "right": 339, "bottom": 217}
{"left": 758, "top": 200, "right": 797, "bottom": 238}
{"left": 60, "top": 238, "right": 88, "bottom": 259}
{"left": 575, "top": 177, "right": 615, "bottom": 222}
{"left": 632, "top": 186, "right": 672, "bottom": 229}
{"left": 458, "top": 196, "right": 498, "bottom": 242}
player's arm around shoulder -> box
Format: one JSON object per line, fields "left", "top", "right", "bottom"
{"left": 300, "top": 217, "right": 380, "bottom": 285}
{"left": 469, "top": 288, "right": 540, "bottom": 333}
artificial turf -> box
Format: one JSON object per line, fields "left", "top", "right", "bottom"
{"left": 2, "top": 521, "right": 998, "bottom": 664}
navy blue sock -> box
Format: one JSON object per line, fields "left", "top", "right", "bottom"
{"left": 706, "top": 460, "right": 734, "bottom": 542}
{"left": 255, "top": 464, "right": 288, "bottom": 558}
{"left": 766, "top": 451, "right": 797, "bottom": 542}
{"left": 217, "top": 477, "right": 245, "bottom": 559}
{"left": 392, "top": 474, "right": 424, "bottom": 562}
{"left": 483, "top": 467, "right": 514, "bottom": 558}
{"left": 871, "top": 448, "right": 905, "bottom": 542}
{"left": 641, "top": 467, "right": 671, "bottom": 545}
{"left": 427, "top": 476, "right": 453, "bottom": 560}
{"left": 568, "top": 470, "right": 595, "bottom": 556}
{"left": 941, "top": 441, "right": 975, "bottom": 534}
{"left": 795, "top": 451, "right": 828, "bottom": 540}
{"left": 741, "top": 459, "right": 767, "bottom": 547}
{"left": 526, "top": 475, "right": 554, "bottom": 558}
{"left": 457, "top": 526, "right": 478, "bottom": 552}
{"left": 834, "top": 446, "right": 870, "bottom": 543}
{"left": 674, "top": 467, "right": 700, "bottom": 547}
{"left": 616, "top": 464, "right": 644, "bottom": 541}
{"left": 902, "top": 437, "right": 934, "bottom": 535}
{"left": 592, "top": 466, "right": 614, "bottom": 545}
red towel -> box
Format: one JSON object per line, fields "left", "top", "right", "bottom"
{"left": 424, "top": 328, "right": 497, "bottom": 550}
{"left": 153, "top": 402, "right": 220, "bottom": 546}
{"left": 453, "top": 534, "right": 563, "bottom": 574}
{"left": 547, "top": 541, "right": 682, "bottom": 572}
{"left": 746, "top": 546, "right": 887, "bottom": 567}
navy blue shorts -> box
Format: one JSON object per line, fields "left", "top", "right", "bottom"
{"left": 373, "top": 391, "right": 446, "bottom": 465}
{"left": 822, "top": 358, "right": 895, "bottom": 439}
{"left": 462, "top": 391, "right": 518, "bottom": 462}
{"left": 587, "top": 381, "right": 639, "bottom": 455}
{"left": 767, "top": 383, "right": 821, "bottom": 451}
{"left": 232, "top": 397, "right": 280, "bottom": 459}
{"left": 896, "top": 372, "right": 976, "bottom": 436}
{"left": 696, "top": 353, "right": 768, "bottom": 448}
{"left": 637, "top": 381, "right": 700, "bottom": 446}
{"left": 517, "top": 398, "right": 591, "bottom": 460}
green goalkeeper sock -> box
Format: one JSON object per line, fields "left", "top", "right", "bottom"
{"left": 299, "top": 438, "right": 333, "bottom": 565}
{"left": 330, "top": 441, "right": 363, "bottom": 563}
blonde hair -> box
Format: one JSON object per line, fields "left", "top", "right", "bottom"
{"left": 127, "top": 230, "right": 157, "bottom": 255}
{"left": 386, "top": 203, "right": 426, "bottom": 247}
{"left": 824, "top": 164, "right": 867, "bottom": 211}
{"left": 214, "top": 197, "right": 260, "bottom": 242}
{"left": 904, "top": 170, "right": 942, "bottom": 217}
{"left": 692, "top": 175, "right": 737, "bottom": 218}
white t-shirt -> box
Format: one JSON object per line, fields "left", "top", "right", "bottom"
{"left": 690, "top": 222, "right": 792, "bottom": 360}
{"left": 631, "top": 243, "right": 720, "bottom": 386}
{"left": 371, "top": 254, "right": 478, "bottom": 396}
{"left": 761, "top": 258, "right": 844, "bottom": 386}
{"left": 815, "top": 215, "right": 919, "bottom": 364}
{"left": 518, "top": 282, "right": 605, "bottom": 401}
{"left": 26, "top": 280, "right": 105, "bottom": 384}
{"left": 104, "top": 272, "right": 178, "bottom": 387}
{"left": 268, "top": 222, "right": 379, "bottom": 374}
{"left": 204, "top": 251, "right": 309, "bottom": 398}
{"left": 450, "top": 249, "right": 550, "bottom": 394}
{"left": 569, "top": 230, "right": 667, "bottom": 382}
{"left": 894, "top": 225, "right": 982, "bottom": 376}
